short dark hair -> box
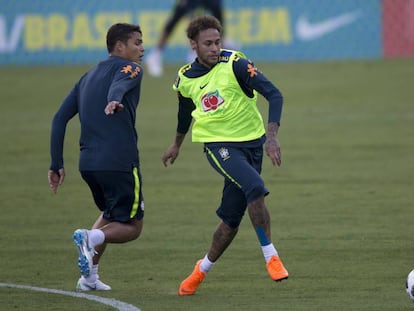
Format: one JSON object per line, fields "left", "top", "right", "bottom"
{"left": 186, "top": 16, "right": 222, "bottom": 41}
{"left": 106, "top": 23, "right": 142, "bottom": 53}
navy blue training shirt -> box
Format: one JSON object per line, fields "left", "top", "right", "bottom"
{"left": 50, "top": 56, "right": 143, "bottom": 172}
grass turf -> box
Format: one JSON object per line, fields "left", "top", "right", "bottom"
{"left": 0, "top": 58, "right": 413, "bottom": 310}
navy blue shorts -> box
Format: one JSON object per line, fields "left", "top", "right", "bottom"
{"left": 204, "top": 145, "right": 269, "bottom": 228}
{"left": 80, "top": 168, "right": 144, "bottom": 223}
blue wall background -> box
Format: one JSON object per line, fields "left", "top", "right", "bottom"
{"left": 0, "top": 0, "right": 381, "bottom": 65}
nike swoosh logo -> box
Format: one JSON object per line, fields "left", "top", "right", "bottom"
{"left": 296, "top": 11, "right": 362, "bottom": 41}
{"left": 200, "top": 83, "right": 209, "bottom": 89}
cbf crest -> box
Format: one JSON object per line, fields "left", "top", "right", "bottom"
{"left": 218, "top": 147, "right": 230, "bottom": 161}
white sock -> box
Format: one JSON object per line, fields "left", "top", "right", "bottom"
{"left": 262, "top": 243, "right": 278, "bottom": 263}
{"left": 199, "top": 254, "right": 215, "bottom": 273}
{"left": 85, "top": 264, "right": 98, "bottom": 283}
{"left": 88, "top": 229, "right": 105, "bottom": 248}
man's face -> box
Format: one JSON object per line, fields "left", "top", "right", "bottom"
{"left": 190, "top": 28, "right": 221, "bottom": 68}
{"left": 121, "top": 31, "right": 144, "bottom": 64}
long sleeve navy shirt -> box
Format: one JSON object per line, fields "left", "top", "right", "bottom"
{"left": 50, "top": 56, "right": 143, "bottom": 172}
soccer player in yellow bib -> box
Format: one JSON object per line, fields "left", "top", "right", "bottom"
{"left": 162, "top": 16, "right": 288, "bottom": 296}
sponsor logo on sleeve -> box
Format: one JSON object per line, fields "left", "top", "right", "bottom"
{"left": 247, "top": 63, "right": 258, "bottom": 77}
{"left": 121, "top": 64, "right": 140, "bottom": 78}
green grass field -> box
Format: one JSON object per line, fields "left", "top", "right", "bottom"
{"left": 0, "top": 58, "right": 413, "bottom": 310}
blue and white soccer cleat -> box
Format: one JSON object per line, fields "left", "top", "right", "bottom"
{"left": 72, "top": 229, "right": 95, "bottom": 277}
{"left": 76, "top": 276, "right": 111, "bottom": 291}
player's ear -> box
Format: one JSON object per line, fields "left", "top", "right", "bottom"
{"left": 189, "top": 39, "right": 197, "bottom": 50}
{"left": 115, "top": 40, "right": 125, "bottom": 53}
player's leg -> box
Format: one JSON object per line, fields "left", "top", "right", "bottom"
{"left": 178, "top": 146, "right": 247, "bottom": 296}
{"left": 74, "top": 168, "right": 144, "bottom": 290}
{"left": 243, "top": 145, "right": 288, "bottom": 282}
{"left": 73, "top": 172, "right": 105, "bottom": 280}
{"left": 207, "top": 145, "right": 288, "bottom": 281}
{"left": 207, "top": 220, "right": 238, "bottom": 261}
{"left": 204, "top": 0, "right": 223, "bottom": 24}
{"left": 75, "top": 216, "right": 143, "bottom": 291}
{"left": 146, "top": 0, "right": 194, "bottom": 76}
{"left": 178, "top": 220, "right": 238, "bottom": 296}
{"left": 88, "top": 167, "right": 144, "bottom": 245}
{"left": 178, "top": 183, "right": 242, "bottom": 296}
{"left": 88, "top": 215, "right": 143, "bottom": 263}
{"left": 204, "top": 0, "right": 240, "bottom": 50}
{"left": 160, "top": 0, "right": 194, "bottom": 49}
{"left": 94, "top": 216, "right": 143, "bottom": 243}
{"left": 247, "top": 195, "right": 271, "bottom": 238}
{"left": 247, "top": 196, "right": 288, "bottom": 281}
{"left": 90, "top": 214, "right": 109, "bottom": 265}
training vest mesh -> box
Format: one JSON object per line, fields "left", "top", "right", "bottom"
{"left": 173, "top": 50, "right": 265, "bottom": 143}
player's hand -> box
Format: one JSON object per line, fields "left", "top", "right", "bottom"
{"left": 162, "top": 144, "right": 180, "bottom": 167}
{"left": 48, "top": 168, "right": 65, "bottom": 194}
{"left": 265, "top": 136, "right": 282, "bottom": 166}
{"left": 104, "top": 101, "right": 124, "bottom": 115}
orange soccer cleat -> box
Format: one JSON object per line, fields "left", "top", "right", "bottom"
{"left": 266, "top": 255, "right": 289, "bottom": 282}
{"left": 178, "top": 260, "right": 206, "bottom": 296}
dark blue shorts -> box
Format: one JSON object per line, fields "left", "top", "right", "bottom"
{"left": 204, "top": 145, "right": 269, "bottom": 228}
{"left": 80, "top": 168, "right": 144, "bottom": 223}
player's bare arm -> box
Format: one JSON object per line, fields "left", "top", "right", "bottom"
{"left": 265, "top": 122, "right": 281, "bottom": 167}
{"left": 162, "top": 132, "right": 187, "bottom": 167}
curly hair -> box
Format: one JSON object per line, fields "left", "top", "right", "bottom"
{"left": 186, "top": 16, "right": 222, "bottom": 41}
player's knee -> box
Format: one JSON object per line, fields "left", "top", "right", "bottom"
{"left": 217, "top": 210, "right": 243, "bottom": 228}
{"left": 129, "top": 219, "right": 143, "bottom": 240}
{"left": 246, "top": 184, "right": 268, "bottom": 207}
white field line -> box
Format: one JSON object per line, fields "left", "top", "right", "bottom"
{"left": 0, "top": 283, "right": 141, "bottom": 311}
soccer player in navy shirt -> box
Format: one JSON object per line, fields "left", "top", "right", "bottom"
{"left": 48, "top": 23, "right": 145, "bottom": 291}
